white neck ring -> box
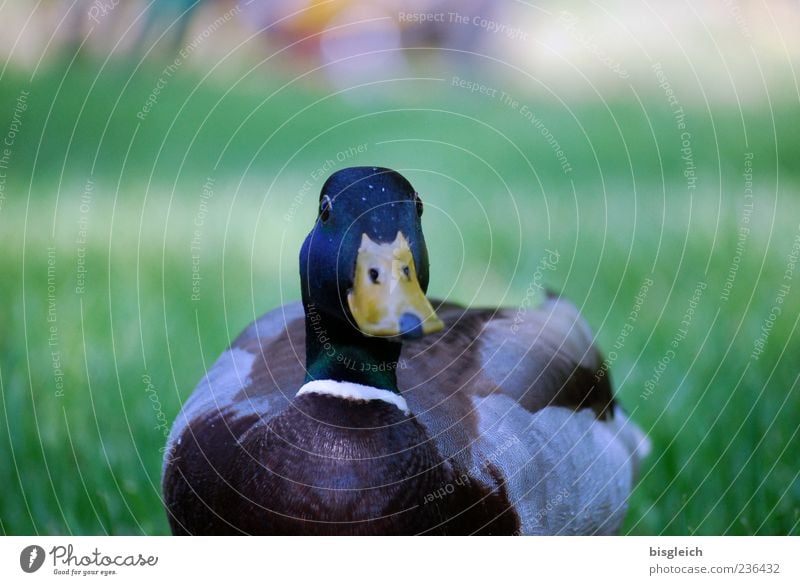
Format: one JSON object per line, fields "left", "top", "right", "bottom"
{"left": 296, "top": 379, "right": 410, "bottom": 414}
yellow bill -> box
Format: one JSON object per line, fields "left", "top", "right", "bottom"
{"left": 347, "top": 232, "right": 444, "bottom": 339}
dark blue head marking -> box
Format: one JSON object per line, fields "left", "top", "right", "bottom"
{"left": 300, "top": 167, "right": 430, "bottom": 321}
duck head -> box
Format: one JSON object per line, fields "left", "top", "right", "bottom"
{"left": 299, "top": 167, "right": 443, "bottom": 341}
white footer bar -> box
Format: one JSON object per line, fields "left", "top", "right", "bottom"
{"left": 1, "top": 536, "right": 797, "bottom": 584}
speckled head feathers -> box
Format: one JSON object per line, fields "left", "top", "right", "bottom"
{"left": 299, "top": 167, "right": 431, "bottom": 324}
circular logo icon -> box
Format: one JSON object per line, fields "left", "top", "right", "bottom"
{"left": 20, "top": 545, "right": 46, "bottom": 573}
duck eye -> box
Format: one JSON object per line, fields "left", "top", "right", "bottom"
{"left": 368, "top": 268, "right": 380, "bottom": 284}
{"left": 402, "top": 265, "right": 410, "bottom": 279}
{"left": 319, "top": 195, "right": 332, "bottom": 223}
{"left": 414, "top": 192, "right": 423, "bottom": 217}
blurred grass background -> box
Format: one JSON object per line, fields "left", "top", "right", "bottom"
{"left": 1, "top": 1, "right": 799, "bottom": 535}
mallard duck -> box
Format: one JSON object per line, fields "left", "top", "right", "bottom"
{"left": 162, "top": 166, "right": 650, "bottom": 535}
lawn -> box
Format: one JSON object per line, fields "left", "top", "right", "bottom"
{"left": 0, "top": 57, "right": 798, "bottom": 535}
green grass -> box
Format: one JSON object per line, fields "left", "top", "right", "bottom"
{"left": 0, "top": 57, "right": 798, "bottom": 535}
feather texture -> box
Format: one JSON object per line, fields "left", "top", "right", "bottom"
{"left": 163, "top": 297, "right": 649, "bottom": 534}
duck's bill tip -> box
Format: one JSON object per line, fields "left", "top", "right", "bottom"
{"left": 347, "top": 233, "right": 444, "bottom": 339}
